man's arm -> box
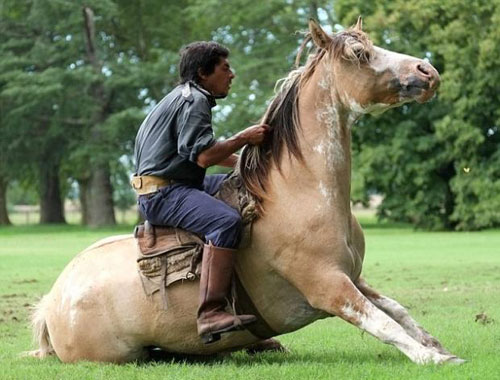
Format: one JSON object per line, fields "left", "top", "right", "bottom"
{"left": 216, "top": 154, "right": 239, "bottom": 168}
{"left": 196, "top": 124, "right": 269, "bottom": 168}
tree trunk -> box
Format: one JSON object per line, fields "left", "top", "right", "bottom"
{"left": 78, "top": 177, "right": 90, "bottom": 225}
{"left": 86, "top": 163, "right": 116, "bottom": 226}
{"left": 0, "top": 179, "right": 11, "bottom": 225}
{"left": 81, "top": 7, "right": 115, "bottom": 227}
{"left": 39, "top": 161, "right": 66, "bottom": 224}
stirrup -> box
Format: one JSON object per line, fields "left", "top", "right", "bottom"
{"left": 201, "top": 332, "right": 221, "bottom": 344}
{"left": 199, "top": 320, "right": 248, "bottom": 345}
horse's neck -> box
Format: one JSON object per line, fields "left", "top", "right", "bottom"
{"left": 278, "top": 62, "right": 356, "bottom": 225}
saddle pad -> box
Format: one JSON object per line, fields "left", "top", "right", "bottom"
{"left": 135, "top": 222, "right": 204, "bottom": 307}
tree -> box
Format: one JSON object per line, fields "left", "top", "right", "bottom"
{"left": 0, "top": 0, "right": 75, "bottom": 224}
{"left": 0, "top": 0, "right": 183, "bottom": 225}
{"left": 72, "top": 0, "right": 194, "bottom": 226}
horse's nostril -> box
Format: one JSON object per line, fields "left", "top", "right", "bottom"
{"left": 417, "top": 63, "right": 430, "bottom": 77}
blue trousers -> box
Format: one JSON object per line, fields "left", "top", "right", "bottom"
{"left": 137, "top": 174, "right": 242, "bottom": 248}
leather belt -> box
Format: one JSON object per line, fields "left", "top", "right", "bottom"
{"left": 131, "top": 175, "right": 175, "bottom": 195}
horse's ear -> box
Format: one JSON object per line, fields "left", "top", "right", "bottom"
{"left": 354, "top": 16, "right": 363, "bottom": 31}
{"left": 308, "top": 18, "right": 331, "bottom": 50}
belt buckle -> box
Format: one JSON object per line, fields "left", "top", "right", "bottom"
{"left": 131, "top": 176, "right": 142, "bottom": 190}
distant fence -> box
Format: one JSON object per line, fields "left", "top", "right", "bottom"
{"left": 9, "top": 204, "right": 139, "bottom": 225}
{"left": 8, "top": 196, "right": 382, "bottom": 225}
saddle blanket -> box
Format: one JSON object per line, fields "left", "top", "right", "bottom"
{"left": 134, "top": 222, "right": 204, "bottom": 308}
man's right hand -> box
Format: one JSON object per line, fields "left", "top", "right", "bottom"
{"left": 196, "top": 123, "right": 270, "bottom": 168}
{"left": 239, "top": 124, "right": 270, "bottom": 145}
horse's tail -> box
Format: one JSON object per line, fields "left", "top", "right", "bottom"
{"left": 23, "top": 295, "right": 55, "bottom": 358}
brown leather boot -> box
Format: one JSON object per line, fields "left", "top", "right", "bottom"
{"left": 197, "top": 243, "right": 257, "bottom": 344}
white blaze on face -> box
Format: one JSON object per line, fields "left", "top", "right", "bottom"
{"left": 356, "top": 46, "right": 427, "bottom": 106}
{"left": 369, "top": 46, "right": 415, "bottom": 75}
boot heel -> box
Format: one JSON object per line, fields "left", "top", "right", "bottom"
{"left": 201, "top": 332, "right": 221, "bottom": 344}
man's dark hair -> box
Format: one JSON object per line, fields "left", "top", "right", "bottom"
{"left": 179, "top": 41, "right": 229, "bottom": 84}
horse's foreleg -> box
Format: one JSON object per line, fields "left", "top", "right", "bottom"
{"left": 355, "top": 277, "right": 454, "bottom": 356}
{"left": 304, "top": 273, "right": 461, "bottom": 364}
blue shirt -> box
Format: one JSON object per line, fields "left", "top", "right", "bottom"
{"left": 134, "top": 82, "right": 217, "bottom": 188}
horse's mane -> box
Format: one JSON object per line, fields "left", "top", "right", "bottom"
{"left": 238, "top": 27, "right": 373, "bottom": 215}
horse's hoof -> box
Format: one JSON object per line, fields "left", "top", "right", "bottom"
{"left": 201, "top": 333, "right": 221, "bottom": 344}
{"left": 445, "top": 356, "right": 466, "bottom": 365}
{"left": 244, "top": 338, "right": 289, "bottom": 355}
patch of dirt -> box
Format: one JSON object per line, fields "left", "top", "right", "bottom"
{"left": 13, "top": 279, "right": 38, "bottom": 284}
{"left": 1, "top": 293, "right": 27, "bottom": 299}
{"left": 475, "top": 312, "right": 494, "bottom": 325}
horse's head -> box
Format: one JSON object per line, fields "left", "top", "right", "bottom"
{"left": 308, "top": 18, "right": 440, "bottom": 114}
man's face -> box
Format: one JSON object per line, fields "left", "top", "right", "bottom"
{"left": 199, "top": 57, "right": 235, "bottom": 98}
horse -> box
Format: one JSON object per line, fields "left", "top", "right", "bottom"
{"left": 28, "top": 18, "right": 464, "bottom": 364}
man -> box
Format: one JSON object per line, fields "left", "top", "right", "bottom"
{"left": 133, "top": 41, "right": 269, "bottom": 344}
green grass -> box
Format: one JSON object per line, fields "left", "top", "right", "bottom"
{"left": 0, "top": 218, "right": 499, "bottom": 379}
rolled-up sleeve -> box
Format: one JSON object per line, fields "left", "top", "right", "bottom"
{"left": 177, "top": 101, "right": 217, "bottom": 163}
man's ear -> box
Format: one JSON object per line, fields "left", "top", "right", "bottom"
{"left": 309, "top": 19, "right": 332, "bottom": 50}
{"left": 198, "top": 68, "right": 207, "bottom": 81}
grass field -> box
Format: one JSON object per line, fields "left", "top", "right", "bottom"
{"left": 0, "top": 217, "right": 499, "bottom": 379}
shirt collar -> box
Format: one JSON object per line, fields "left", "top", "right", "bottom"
{"left": 189, "top": 81, "right": 217, "bottom": 108}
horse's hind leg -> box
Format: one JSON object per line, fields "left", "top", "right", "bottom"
{"left": 355, "top": 277, "right": 452, "bottom": 356}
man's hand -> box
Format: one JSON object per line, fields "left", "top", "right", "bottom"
{"left": 196, "top": 123, "right": 270, "bottom": 169}
{"left": 238, "top": 124, "right": 270, "bottom": 145}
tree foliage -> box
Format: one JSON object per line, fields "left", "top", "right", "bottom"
{"left": 0, "top": 0, "right": 498, "bottom": 230}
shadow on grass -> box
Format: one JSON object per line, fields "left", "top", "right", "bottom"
{"left": 143, "top": 346, "right": 400, "bottom": 367}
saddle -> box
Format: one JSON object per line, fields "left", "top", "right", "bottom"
{"left": 134, "top": 171, "right": 257, "bottom": 309}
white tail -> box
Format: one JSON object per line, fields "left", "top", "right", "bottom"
{"left": 24, "top": 295, "right": 55, "bottom": 358}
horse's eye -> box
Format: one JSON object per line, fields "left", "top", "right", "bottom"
{"left": 350, "top": 43, "right": 364, "bottom": 56}
{"left": 353, "top": 45, "right": 370, "bottom": 62}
